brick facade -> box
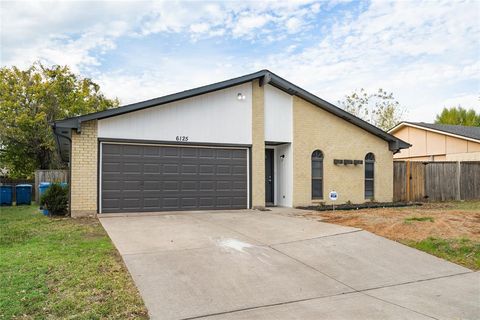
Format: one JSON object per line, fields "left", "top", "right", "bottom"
{"left": 251, "top": 79, "right": 266, "bottom": 208}
{"left": 292, "top": 96, "right": 393, "bottom": 206}
{"left": 70, "top": 120, "right": 98, "bottom": 217}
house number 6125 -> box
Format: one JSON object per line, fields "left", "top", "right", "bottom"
{"left": 176, "top": 136, "right": 189, "bottom": 142}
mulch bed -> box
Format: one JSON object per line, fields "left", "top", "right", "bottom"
{"left": 297, "top": 202, "right": 422, "bottom": 211}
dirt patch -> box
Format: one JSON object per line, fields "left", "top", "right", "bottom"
{"left": 302, "top": 202, "right": 480, "bottom": 242}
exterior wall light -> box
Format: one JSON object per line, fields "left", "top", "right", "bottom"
{"left": 237, "top": 93, "right": 246, "bottom": 101}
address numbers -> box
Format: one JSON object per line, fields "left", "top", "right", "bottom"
{"left": 176, "top": 136, "right": 189, "bottom": 142}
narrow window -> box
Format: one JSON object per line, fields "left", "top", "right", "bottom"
{"left": 312, "top": 150, "right": 323, "bottom": 199}
{"left": 365, "top": 153, "right": 375, "bottom": 199}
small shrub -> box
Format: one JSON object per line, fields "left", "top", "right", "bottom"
{"left": 316, "top": 202, "right": 326, "bottom": 209}
{"left": 40, "top": 183, "right": 68, "bottom": 216}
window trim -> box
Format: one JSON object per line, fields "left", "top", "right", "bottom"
{"left": 364, "top": 153, "right": 375, "bottom": 199}
{"left": 311, "top": 150, "right": 324, "bottom": 200}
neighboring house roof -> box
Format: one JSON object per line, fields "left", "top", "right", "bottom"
{"left": 389, "top": 122, "right": 480, "bottom": 143}
{"left": 53, "top": 69, "right": 410, "bottom": 161}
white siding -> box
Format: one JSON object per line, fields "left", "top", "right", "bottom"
{"left": 270, "top": 144, "right": 293, "bottom": 207}
{"left": 264, "top": 84, "right": 293, "bottom": 143}
{"left": 98, "top": 83, "right": 252, "bottom": 144}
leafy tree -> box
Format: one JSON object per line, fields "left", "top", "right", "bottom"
{"left": 338, "top": 88, "right": 406, "bottom": 131}
{"left": 0, "top": 62, "right": 119, "bottom": 178}
{"left": 434, "top": 106, "right": 480, "bottom": 126}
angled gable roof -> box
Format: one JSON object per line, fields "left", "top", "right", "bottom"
{"left": 53, "top": 70, "right": 410, "bottom": 157}
{"left": 389, "top": 122, "right": 480, "bottom": 143}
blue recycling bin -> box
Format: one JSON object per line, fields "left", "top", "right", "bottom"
{"left": 15, "top": 184, "right": 32, "bottom": 205}
{"left": 38, "top": 182, "right": 51, "bottom": 202}
{"left": 38, "top": 182, "right": 51, "bottom": 213}
{"left": 1, "top": 185, "right": 13, "bottom": 206}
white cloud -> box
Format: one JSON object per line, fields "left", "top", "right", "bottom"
{"left": 285, "top": 17, "right": 303, "bottom": 33}
{"left": 0, "top": 0, "right": 143, "bottom": 70}
{"left": 1, "top": 0, "right": 320, "bottom": 71}
{"left": 250, "top": 0, "right": 480, "bottom": 121}
{"left": 232, "top": 14, "right": 272, "bottom": 37}
{"left": 190, "top": 23, "right": 210, "bottom": 34}
{"left": 1, "top": 0, "right": 478, "bottom": 123}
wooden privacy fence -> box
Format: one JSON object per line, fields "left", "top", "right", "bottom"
{"left": 34, "top": 170, "right": 69, "bottom": 202}
{"left": 394, "top": 161, "right": 480, "bottom": 202}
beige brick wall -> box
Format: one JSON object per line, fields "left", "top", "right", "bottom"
{"left": 70, "top": 120, "right": 98, "bottom": 217}
{"left": 292, "top": 97, "right": 393, "bottom": 206}
{"left": 251, "top": 79, "right": 265, "bottom": 208}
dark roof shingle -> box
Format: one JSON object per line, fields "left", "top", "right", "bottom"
{"left": 54, "top": 69, "right": 410, "bottom": 153}
{"left": 407, "top": 122, "right": 480, "bottom": 141}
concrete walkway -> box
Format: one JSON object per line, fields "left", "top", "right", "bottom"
{"left": 99, "top": 209, "right": 479, "bottom": 320}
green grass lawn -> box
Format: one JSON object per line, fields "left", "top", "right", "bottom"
{"left": 0, "top": 205, "right": 148, "bottom": 319}
{"left": 403, "top": 237, "right": 480, "bottom": 270}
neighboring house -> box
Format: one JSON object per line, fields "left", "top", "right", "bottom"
{"left": 389, "top": 122, "right": 480, "bottom": 161}
{"left": 53, "top": 70, "right": 409, "bottom": 217}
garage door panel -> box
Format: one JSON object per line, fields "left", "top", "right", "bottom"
{"left": 181, "top": 148, "right": 198, "bottom": 158}
{"left": 162, "top": 181, "right": 180, "bottom": 191}
{"left": 123, "top": 145, "right": 143, "bottom": 155}
{"left": 163, "top": 164, "right": 180, "bottom": 174}
{"left": 123, "top": 181, "right": 143, "bottom": 191}
{"left": 199, "top": 165, "right": 215, "bottom": 175}
{"left": 199, "top": 181, "right": 215, "bottom": 191}
{"left": 103, "top": 144, "right": 123, "bottom": 155}
{"left": 163, "top": 147, "right": 180, "bottom": 157}
{"left": 233, "top": 181, "right": 248, "bottom": 190}
{"left": 181, "top": 164, "right": 198, "bottom": 174}
{"left": 143, "top": 163, "right": 161, "bottom": 173}
{"left": 163, "top": 197, "right": 180, "bottom": 209}
{"left": 232, "top": 165, "right": 247, "bottom": 175}
{"left": 123, "top": 162, "right": 142, "bottom": 172}
{"left": 181, "top": 197, "right": 198, "bottom": 208}
{"left": 103, "top": 198, "right": 121, "bottom": 210}
{"left": 217, "top": 165, "right": 232, "bottom": 175}
{"left": 143, "top": 181, "right": 162, "bottom": 190}
{"left": 181, "top": 181, "right": 198, "bottom": 191}
{"left": 216, "top": 149, "right": 233, "bottom": 159}
{"left": 232, "top": 197, "right": 248, "bottom": 205}
{"left": 122, "top": 198, "right": 142, "bottom": 210}
{"left": 102, "top": 180, "right": 121, "bottom": 190}
{"left": 101, "top": 144, "right": 248, "bottom": 213}
{"left": 199, "top": 148, "right": 215, "bottom": 158}
{"left": 143, "top": 146, "right": 161, "bottom": 156}
{"left": 143, "top": 198, "right": 160, "bottom": 208}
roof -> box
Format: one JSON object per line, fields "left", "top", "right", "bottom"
{"left": 53, "top": 69, "right": 410, "bottom": 161}
{"left": 389, "top": 122, "right": 480, "bottom": 142}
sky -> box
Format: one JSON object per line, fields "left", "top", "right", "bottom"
{"left": 1, "top": 0, "right": 479, "bottom": 122}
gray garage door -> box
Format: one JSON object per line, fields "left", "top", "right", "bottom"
{"left": 101, "top": 143, "right": 248, "bottom": 213}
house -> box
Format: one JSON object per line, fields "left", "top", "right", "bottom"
{"left": 53, "top": 70, "right": 410, "bottom": 216}
{"left": 388, "top": 122, "right": 480, "bottom": 161}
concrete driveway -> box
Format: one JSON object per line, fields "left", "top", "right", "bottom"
{"left": 99, "top": 209, "right": 479, "bottom": 320}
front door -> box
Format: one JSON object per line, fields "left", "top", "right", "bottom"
{"left": 265, "top": 149, "right": 274, "bottom": 205}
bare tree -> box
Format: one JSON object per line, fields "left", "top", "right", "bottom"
{"left": 338, "top": 88, "right": 406, "bottom": 131}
